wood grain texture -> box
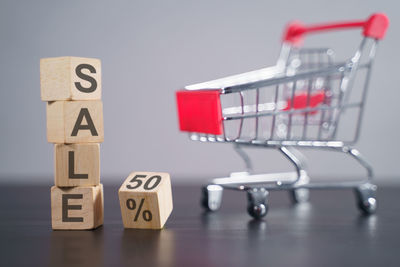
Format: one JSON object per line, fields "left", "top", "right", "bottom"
{"left": 46, "top": 101, "right": 65, "bottom": 143}
{"left": 46, "top": 100, "right": 104, "bottom": 143}
{"left": 51, "top": 184, "right": 104, "bottom": 230}
{"left": 40, "top": 56, "right": 101, "bottom": 101}
{"left": 54, "top": 143, "right": 100, "bottom": 187}
{"left": 118, "top": 172, "right": 173, "bottom": 229}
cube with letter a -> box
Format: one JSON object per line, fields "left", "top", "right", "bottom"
{"left": 51, "top": 184, "right": 104, "bottom": 230}
{"left": 46, "top": 100, "right": 104, "bottom": 143}
{"left": 118, "top": 172, "right": 173, "bottom": 229}
{"left": 40, "top": 56, "right": 101, "bottom": 101}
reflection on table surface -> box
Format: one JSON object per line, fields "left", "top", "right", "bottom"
{"left": 48, "top": 202, "right": 380, "bottom": 267}
{"left": 50, "top": 229, "right": 104, "bottom": 267}
{"left": 0, "top": 185, "right": 397, "bottom": 267}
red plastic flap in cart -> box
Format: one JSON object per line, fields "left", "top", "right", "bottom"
{"left": 283, "top": 90, "right": 326, "bottom": 115}
{"left": 176, "top": 90, "right": 223, "bottom": 135}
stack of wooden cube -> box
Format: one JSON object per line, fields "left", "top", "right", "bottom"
{"left": 40, "top": 57, "right": 104, "bottom": 230}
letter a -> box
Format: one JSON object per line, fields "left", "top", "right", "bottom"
{"left": 71, "top": 108, "right": 98, "bottom": 136}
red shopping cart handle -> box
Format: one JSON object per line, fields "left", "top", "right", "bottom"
{"left": 283, "top": 13, "right": 389, "bottom": 46}
{"left": 283, "top": 90, "right": 326, "bottom": 114}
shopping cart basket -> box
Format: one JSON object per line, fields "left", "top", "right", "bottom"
{"left": 175, "top": 13, "right": 389, "bottom": 218}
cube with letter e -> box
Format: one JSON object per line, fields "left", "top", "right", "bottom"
{"left": 51, "top": 184, "right": 103, "bottom": 230}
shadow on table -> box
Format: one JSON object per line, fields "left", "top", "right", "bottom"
{"left": 49, "top": 227, "right": 104, "bottom": 267}
{"left": 120, "top": 229, "right": 175, "bottom": 267}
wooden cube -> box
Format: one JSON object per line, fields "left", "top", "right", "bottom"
{"left": 54, "top": 143, "right": 100, "bottom": 187}
{"left": 47, "top": 100, "right": 104, "bottom": 143}
{"left": 40, "top": 57, "right": 101, "bottom": 101}
{"left": 51, "top": 184, "right": 104, "bottom": 230}
{"left": 118, "top": 172, "right": 173, "bottom": 229}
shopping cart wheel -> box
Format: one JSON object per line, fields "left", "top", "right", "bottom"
{"left": 289, "top": 188, "right": 310, "bottom": 204}
{"left": 201, "top": 184, "right": 224, "bottom": 211}
{"left": 354, "top": 183, "right": 377, "bottom": 215}
{"left": 247, "top": 188, "right": 269, "bottom": 219}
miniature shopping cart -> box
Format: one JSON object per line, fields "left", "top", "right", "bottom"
{"left": 175, "top": 13, "right": 389, "bottom": 218}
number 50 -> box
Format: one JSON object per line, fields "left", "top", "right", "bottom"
{"left": 126, "top": 174, "right": 161, "bottom": 190}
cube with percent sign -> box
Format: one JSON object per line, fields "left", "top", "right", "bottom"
{"left": 118, "top": 172, "right": 173, "bottom": 229}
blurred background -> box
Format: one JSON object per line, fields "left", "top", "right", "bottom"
{"left": 0, "top": 0, "right": 398, "bottom": 184}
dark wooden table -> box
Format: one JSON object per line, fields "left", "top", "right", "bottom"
{"left": 1, "top": 183, "right": 400, "bottom": 266}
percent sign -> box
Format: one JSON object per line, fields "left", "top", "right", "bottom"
{"left": 126, "top": 198, "right": 152, "bottom": 222}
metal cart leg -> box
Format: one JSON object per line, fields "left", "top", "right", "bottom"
{"left": 289, "top": 188, "right": 310, "bottom": 204}
{"left": 201, "top": 184, "right": 224, "bottom": 211}
{"left": 333, "top": 146, "right": 377, "bottom": 214}
{"left": 354, "top": 183, "right": 377, "bottom": 214}
{"left": 247, "top": 188, "right": 269, "bottom": 219}
{"left": 279, "top": 146, "right": 310, "bottom": 204}
{"left": 234, "top": 144, "right": 253, "bottom": 173}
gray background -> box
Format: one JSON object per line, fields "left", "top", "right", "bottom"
{"left": 0, "top": 0, "right": 398, "bottom": 184}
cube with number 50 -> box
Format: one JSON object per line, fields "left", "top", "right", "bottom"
{"left": 118, "top": 172, "right": 173, "bottom": 229}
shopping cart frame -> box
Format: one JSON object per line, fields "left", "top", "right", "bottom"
{"left": 176, "top": 13, "right": 389, "bottom": 218}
